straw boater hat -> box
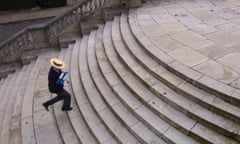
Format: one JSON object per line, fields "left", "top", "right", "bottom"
{"left": 50, "top": 58, "right": 65, "bottom": 69}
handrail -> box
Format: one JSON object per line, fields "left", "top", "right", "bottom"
{"left": 0, "top": 0, "right": 108, "bottom": 64}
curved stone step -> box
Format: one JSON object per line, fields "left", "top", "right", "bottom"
{"left": 0, "top": 74, "right": 15, "bottom": 112}
{"left": 98, "top": 22, "right": 199, "bottom": 144}
{"left": 88, "top": 27, "right": 143, "bottom": 144}
{"left": 85, "top": 30, "right": 140, "bottom": 144}
{"left": 0, "top": 79, "right": 6, "bottom": 133}
{"left": 120, "top": 11, "right": 240, "bottom": 140}
{"left": 118, "top": 12, "right": 240, "bottom": 140}
{"left": 70, "top": 38, "right": 98, "bottom": 144}
{"left": 114, "top": 15, "right": 240, "bottom": 143}
{"left": 103, "top": 21, "right": 169, "bottom": 144}
{"left": 9, "top": 64, "right": 33, "bottom": 144}
{"left": 78, "top": 35, "right": 118, "bottom": 144}
{"left": 120, "top": 12, "right": 240, "bottom": 126}
{"left": 0, "top": 74, "right": 14, "bottom": 135}
{"left": 0, "top": 68, "right": 24, "bottom": 144}
{"left": 51, "top": 46, "right": 80, "bottom": 144}
{"left": 34, "top": 57, "right": 64, "bottom": 144}
{"left": 22, "top": 57, "right": 64, "bottom": 144}
{"left": 0, "top": 78, "right": 6, "bottom": 102}
{"left": 108, "top": 17, "right": 238, "bottom": 144}
{"left": 128, "top": 8, "right": 240, "bottom": 107}
{"left": 21, "top": 58, "right": 42, "bottom": 144}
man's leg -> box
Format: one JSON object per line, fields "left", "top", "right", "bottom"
{"left": 43, "top": 94, "right": 63, "bottom": 111}
{"left": 59, "top": 89, "right": 72, "bottom": 111}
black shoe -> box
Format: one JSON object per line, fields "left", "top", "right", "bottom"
{"left": 61, "top": 107, "right": 73, "bottom": 111}
{"left": 43, "top": 103, "right": 49, "bottom": 111}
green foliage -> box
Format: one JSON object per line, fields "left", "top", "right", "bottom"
{"left": 0, "top": 0, "right": 37, "bottom": 10}
{"left": 36, "top": 0, "right": 66, "bottom": 8}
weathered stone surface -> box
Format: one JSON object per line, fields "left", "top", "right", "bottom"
{"left": 159, "top": 22, "right": 187, "bottom": 34}
{"left": 226, "top": 0, "right": 240, "bottom": 5}
{"left": 170, "top": 30, "right": 206, "bottom": 45}
{"left": 169, "top": 61, "right": 203, "bottom": 81}
{"left": 198, "top": 75, "right": 235, "bottom": 97}
{"left": 131, "top": 122, "right": 167, "bottom": 144}
{"left": 191, "top": 123, "right": 238, "bottom": 144}
{"left": 141, "top": 24, "right": 167, "bottom": 37}
{"left": 165, "top": 127, "right": 200, "bottom": 144}
{"left": 215, "top": 22, "right": 240, "bottom": 32}
{"left": 217, "top": 53, "right": 240, "bottom": 74}
{"left": 188, "top": 24, "right": 218, "bottom": 35}
{"left": 230, "top": 16, "right": 240, "bottom": 24}
{"left": 151, "top": 14, "right": 177, "bottom": 24}
{"left": 150, "top": 36, "right": 183, "bottom": 52}
{"left": 187, "top": 39, "right": 215, "bottom": 50}
{"left": 206, "top": 31, "right": 240, "bottom": 48}
{"left": 21, "top": 117, "right": 36, "bottom": 144}
{"left": 35, "top": 124, "right": 62, "bottom": 144}
{"left": 198, "top": 44, "right": 231, "bottom": 60}
{"left": 174, "top": 13, "right": 203, "bottom": 26}
{"left": 168, "top": 46, "right": 209, "bottom": 67}
{"left": 230, "top": 78, "right": 240, "bottom": 89}
{"left": 112, "top": 103, "right": 139, "bottom": 127}
{"left": 193, "top": 60, "right": 239, "bottom": 84}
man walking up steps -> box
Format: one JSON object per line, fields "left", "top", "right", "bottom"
{"left": 43, "top": 58, "right": 73, "bottom": 111}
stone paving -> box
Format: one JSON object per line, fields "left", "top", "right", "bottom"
{"left": 137, "top": 0, "right": 240, "bottom": 89}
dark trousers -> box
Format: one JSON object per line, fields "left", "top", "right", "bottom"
{"left": 44, "top": 89, "right": 71, "bottom": 109}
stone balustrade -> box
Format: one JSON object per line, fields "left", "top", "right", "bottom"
{"left": 0, "top": 0, "right": 110, "bottom": 65}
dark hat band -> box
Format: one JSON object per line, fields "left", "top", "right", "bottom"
{"left": 53, "top": 61, "right": 63, "bottom": 67}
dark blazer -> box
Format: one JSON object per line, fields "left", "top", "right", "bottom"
{"left": 48, "top": 66, "right": 64, "bottom": 93}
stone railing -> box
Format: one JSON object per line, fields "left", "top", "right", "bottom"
{"left": 0, "top": 0, "right": 109, "bottom": 65}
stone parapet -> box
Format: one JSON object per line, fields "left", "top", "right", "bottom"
{"left": 0, "top": 0, "right": 144, "bottom": 67}
{"left": 0, "top": 0, "right": 107, "bottom": 65}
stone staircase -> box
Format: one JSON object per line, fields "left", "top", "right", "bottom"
{"left": 0, "top": 6, "right": 240, "bottom": 144}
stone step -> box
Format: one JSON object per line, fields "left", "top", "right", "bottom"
{"left": 116, "top": 15, "right": 240, "bottom": 143}
{"left": 33, "top": 56, "right": 63, "bottom": 144}
{"left": 98, "top": 22, "right": 199, "bottom": 144}
{"left": 120, "top": 12, "right": 240, "bottom": 125}
{"left": 88, "top": 28, "right": 142, "bottom": 144}
{"left": 51, "top": 45, "right": 80, "bottom": 144}
{"left": 0, "top": 62, "right": 21, "bottom": 79}
{"left": 0, "top": 74, "right": 15, "bottom": 128}
{"left": 0, "top": 68, "right": 23, "bottom": 144}
{"left": 106, "top": 17, "right": 238, "bottom": 144}
{"left": 21, "top": 58, "right": 42, "bottom": 144}
{"left": 0, "top": 74, "right": 14, "bottom": 112}
{"left": 118, "top": 12, "right": 240, "bottom": 140}
{"left": 128, "top": 8, "right": 240, "bottom": 107}
{"left": 0, "top": 78, "right": 6, "bottom": 110}
{"left": 103, "top": 22, "right": 169, "bottom": 143}
{"left": 9, "top": 62, "right": 35, "bottom": 144}
{"left": 22, "top": 56, "right": 65, "bottom": 144}
{"left": 69, "top": 38, "right": 98, "bottom": 144}
{"left": 78, "top": 35, "right": 118, "bottom": 144}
